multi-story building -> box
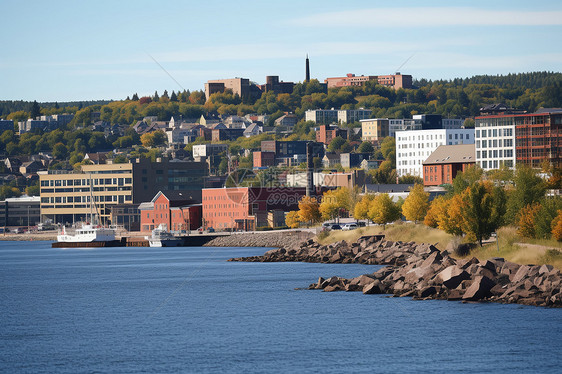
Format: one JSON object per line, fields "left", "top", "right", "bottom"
{"left": 475, "top": 109, "right": 562, "bottom": 170}
{"left": 361, "top": 119, "right": 390, "bottom": 143}
{"left": 340, "top": 153, "right": 371, "bottom": 168}
{"left": 337, "top": 109, "right": 372, "bottom": 124}
{"left": 0, "top": 196, "right": 41, "bottom": 228}
{"left": 261, "top": 140, "right": 324, "bottom": 160}
{"left": 258, "top": 76, "right": 295, "bottom": 94}
{"left": 396, "top": 128, "right": 475, "bottom": 178}
{"left": 324, "top": 73, "right": 413, "bottom": 90}
{"left": 253, "top": 151, "right": 276, "bottom": 168}
{"left": 422, "top": 144, "right": 476, "bottom": 186}
{"left": 0, "top": 119, "right": 14, "bottom": 132}
{"left": 202, "top": 187, "right": 307, "bottom": 231}
{"left": 192, "top": 144, "right": 228, "bottom": 159}
{"left": 388, "top": 118, "right": 420, "bottom": 137}
{"left": 305, "top": 109, "right": 338, "bottom": 124}
{"left": 38, "top": 158, "right": 207, "bottom": 225}
{"left": 139, "top": 191, "right": 201, "bottom": 232}
{"left": 316, "top": 124, "right": 347, "bottom": 145}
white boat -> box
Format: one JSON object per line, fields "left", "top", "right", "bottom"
{"left": 55, "top": 174, "right": 116, "bottom": 245}
{"left": 145, "top": 224, "right": 182, "bottom": 247}
{"left": 57, "top": 224, "right": 116, "bottom": 243}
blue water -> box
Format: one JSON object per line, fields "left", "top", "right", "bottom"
{"left": 0, "top": 242, "right": 560, "bottom": 373}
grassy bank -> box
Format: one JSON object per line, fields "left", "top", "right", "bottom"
{"left": 317, "top": 223, "right": 562, "bottom": 269}
{"left": 317, "top": 222, "right": 454, "bottom": 250}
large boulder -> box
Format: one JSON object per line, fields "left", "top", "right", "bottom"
{"left": 462, "top": 276, "right": 496, "bottom": 301}
{"left": 438, "top": 265, "right": 471, "bottom": 289}
{"left": 363, "top": 280, "right": 384, "bottom": 294}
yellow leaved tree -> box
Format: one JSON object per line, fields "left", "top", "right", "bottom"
{"left": 401, "top": 184, "right": 429, "bottom": 223}
{"left": 368, "top": 193, "right": 401, "bottom": 229}
{"left": 285, "top": 211, "right": 302, "bottom": 229}
{"left": 297, "top": 196, "right": 321, "bottom": 227}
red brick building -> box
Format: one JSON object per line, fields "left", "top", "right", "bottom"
{"left": 422, "top": 144, "right": 475, "bottom": 186}
{"left": 139, "top": 191, "right": 202, "bottom": 232}
{"left": 253, "top": 151, "right": 276, "bottom": 168}
{"left": 316, "top": 124, "right": 347, "bottom": 145}
{"left": 202, "top": 187, "right": 307, "bottom": 231}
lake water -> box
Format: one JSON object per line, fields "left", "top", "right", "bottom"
{"left": 0, "top": 242, "right": 560, "bottom": 373}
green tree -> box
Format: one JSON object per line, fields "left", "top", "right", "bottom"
{"left": 357, "top": 141, "right": 374, "bottom": 154}
{"left": 402, "top": 184, "right": 429, "bottom": 223}
{"left": 327, "top": 136, "right": 346, "bottom": 153}
{"left": 462, "top": 181, "right": 506, "bottom": 246}
{"left": 30, "top": 100, "right": 41, "bottom": 119}
{"left": 52, "top": 142, "right": 69, "bottom": 160}
{"left": 506, "top": 166, "right": 546, "bottom": 224}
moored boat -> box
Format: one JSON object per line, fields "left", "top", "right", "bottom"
{"left": 146, "top": 224, "right": 182, "bottom": 247}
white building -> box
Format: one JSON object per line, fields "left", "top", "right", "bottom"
{"left": 389, "top": 118, "right": 420, "bottom": 137}
{"left": 337, "top": 109, "right": 372, "bottom": 124}
{"left": 192, "top": 144, "right": 228, "bottom": 159}
{"left": 474, "top": 119, "right": 515, "bottom": 170}
{"left": 305, "top": 109, "right": 338, "bottom": 124}
{"left": 396, "top": 128, "right": 475, "bottom": 178}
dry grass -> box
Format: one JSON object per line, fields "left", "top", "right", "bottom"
{"left": 316, "top": 221, "right": 454, "bottom": 250}
{"left": 467, "top": 226, "right": 562, "bottom": 269}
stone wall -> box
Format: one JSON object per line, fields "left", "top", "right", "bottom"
{"left": 204, "top": 231, "right": 314, "bottom": 248}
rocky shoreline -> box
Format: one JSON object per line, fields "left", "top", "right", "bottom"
{"left": 229, "top": 235, "right": 562, "bottom": 308}
{"left": 204, "top": 230, "right": 314, "bottom": 248}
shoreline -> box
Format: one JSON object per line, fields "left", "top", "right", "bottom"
{"left": 229, "top": 235, "right": 562, "bottom": 308}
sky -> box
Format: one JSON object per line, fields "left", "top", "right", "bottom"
{"left": 1, "top": 0, "right": 562, "bottom": 102}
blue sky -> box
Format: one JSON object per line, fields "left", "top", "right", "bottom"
{"left": 1, "top": 0, "right": 561, "bottom": 102}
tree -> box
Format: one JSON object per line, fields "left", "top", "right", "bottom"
{"left": 30, "top": 100, "right": 41, "bottom": 119}
{"left": 368, "top": 193, "right": 401, "bottom": 229}
{"left": 320, "top": 189, "right": 340, "bottom": 221}
{"left": 354, "top": 194, "right": 374, "bottom": 221}
{"left": 170, "top": 91, "right": 178, "bottom": 102}
{"left": 438, "top": 192, "right": 466, "bottom": 236}
{"left": 327, "top": 136, "right": 346, "bottom": 153}
{"left": 25, "top": 183, "right": 40, "bottom": 196}
{"left": 52, "top": 142, "right": 69, "bottom": 160}
{"left": 462, "top": 181, "right": 506, "bottom": 246}
{"left": 402, "top": 184, "right": 429, "bottom": 223}
{"left": 398, "top": 175, "right": 423, "bottom": 184}
{"left": 424, "top": 195, "right": 447, "bottom": 228}
{"left": 551, "top": 210, "right": 562, "bottom": 241}
{"left": 506, "top": 166, "right": 546, "bottom": 224}
{"left": 285, "top": 211, "right": 302, "bottom": 229}
{"left": 517, "top": 203, "right": 542, "bottom": 238}
{"left": 357, "top": 141, "right": 374, "bottom": 154}
{"left": 297, "top": 196, "right": 321, "bottom": 226}
{"left": 140, "top": 130, "right": 167, "bottom": 147}
{"left": 132, "top": 93, "right": 139, "bottom": 101}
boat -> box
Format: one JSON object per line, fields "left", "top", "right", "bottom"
{"left": 57, "top": 224, "right": 116, "bottom": 243}
{"left": 54, "top": 174, "right": 117, "bottom": 247}
{"left": 145, "top": 224, "right": 183, "bottom": 247}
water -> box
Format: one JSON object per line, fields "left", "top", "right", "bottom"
{"left": 1, "top": 242, "right": 560, "bottom": 373}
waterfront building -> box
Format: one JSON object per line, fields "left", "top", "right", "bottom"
{"left": 475, "top": 109, "right": 562, "bottom": 170}
{"left": 202, "top": 187, "right": 307, "bottom": 231}
{"left": 109, "top": 204, "right": 140, "bottom": 231}
{"left": 422, "top": 144, "right": 476, "bottom": 186}
{"left": 139, "top": 191, "right": 201, "bottom": 232}
{"left": 0, "top": 195, "right": 40, "bottom": 228}
{"left": 396, "top": 128, "right": 475, "bottom": 178}
{"left": 38, "top": 158, "right": 207, "bottom": 225}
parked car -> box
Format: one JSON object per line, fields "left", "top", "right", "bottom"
{"left": 207, "top": 227, "right": 215, "bottom": 233}
{"left": 322, "top": 222, "right": 332, "bottom": 229}
{"left": 342, "top": 223, "right": 358, "bottom": 231}
{"left": 329, "top": 224, "right": 342, "bottom": 230}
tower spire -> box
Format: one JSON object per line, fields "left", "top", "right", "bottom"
{"left": 305, "top": 54, "right": 310, "bottom": 82}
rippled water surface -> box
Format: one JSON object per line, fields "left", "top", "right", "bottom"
{"left": 1, "top": 242, "right": 560, "bottom": 373}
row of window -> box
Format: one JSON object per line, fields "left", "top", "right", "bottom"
{"left": 476, "top": 139, "right": 513, "bottom": 148}
{"left": 40, "top": 177, "right": 132, "bottom": 187}
{"left": 41, "top": 186, "right": 132, "bottom": 194}
{"left": 479, "top": 160, "right": 514, "bottom": 169}
{"left": 40, "top": 195, "right": 131, "bottom": 204}
{"left": 475, "top": 128, "right": 513, "bottom": 138}
{"left": 477, "top": 150, "right": 514, "bottom": 159}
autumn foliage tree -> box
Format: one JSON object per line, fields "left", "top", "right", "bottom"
{"left": 517, "top": 203, "right": 542, "bottom": 238}
{"left": 368, "top": 193, "right": 401, "bottom": 229}
{"left": 424, "top": 196, "right": 448, "bottom": 228}
{"left": 401, "top": 184, "right": 429, "bottom": 223}
{"left": 551, "top": 210, "right": 562, "bottom": 241}
{"left": 320, "top": 187, "right": 351, "bottom": 222}
{"left": 297, "top": 196, "right": 321, "bottom": 227}
{"left": 285, "top": 211, "right": 302, "bottom": 229}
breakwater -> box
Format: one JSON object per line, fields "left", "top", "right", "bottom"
{"left": 204, "top": 230, "right": 314, "bottom": 248}
{"left": 229, "top": 235, "right": 562, "bottom": 308}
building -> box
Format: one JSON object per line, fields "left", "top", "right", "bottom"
{"left": 361, "top": 119, "right": 390, "bottom": 143}
{"left": 274, "top": 114, "right": 298, "bottom": 128}
{"left": 211, "top": 128, "right": 244, "bottom": 142}
{"left": 422, "top": 144, "right": 476, "bottom": 186}
{"left": 325, "top": 74, "right": 378, "bottom": 88}
{"left": 388, "top": 118, "right": 420, "bottom": 137}
{"left": 139, "top": 191, "right": 201, "bottom": 232}
{"left": 38, "top": 158, "right": 207, "bottom": 225}
{"left": 324, "top": 73, "right": 412, "bottom": 90}
{"left": 396, "top": 128, "right": 475, "bottom": 178}
{"left": 204, "top": 77, "right": 261, "bottom": 101}
{"left": 261, "top": 140, "right": 324, "bottom": 159}
{"left": 110, "top": 204, "right": 140, "bottom": 231}
{"left": 202, "top": 187, "right": 307, "bottom": 231}
{"left": 305, "top": 109, "right": 338, "bottom": 124}
{"left": 0, "top": 196, "right": 40, "bottom": 228}
{"left": 243, "top": 123, "right": 262, "bottom": 137}
{"left": 316, "top": 124, "right": 347, "bottom": 145}
{"left": 258, "top": 76, "right": 295, "bottom": 94}
{"left": 475, "top": 109, "right": 562, "bottom": 170}
{"left": 192, "top": 144, "right": 228, "bottom": 159}
{"left": 337, "top": 109, "right": 372, "bottom": 124}
{"left": 322, "top": 153, "right": 340, "bottom": 168}
{"left": 340, "top": 153, "right": 371, "bottom": 169}
{"left": 253, "top": 151, "right": 276, "bottom": 168}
